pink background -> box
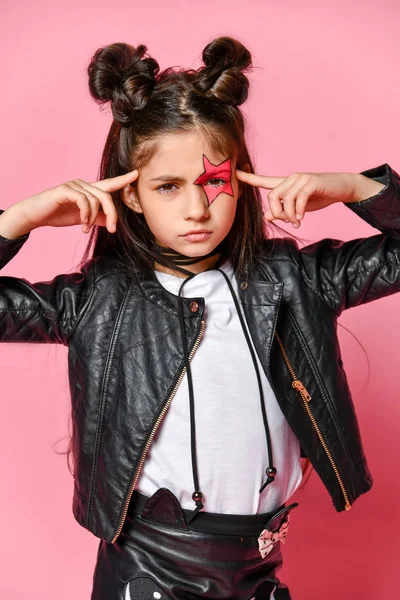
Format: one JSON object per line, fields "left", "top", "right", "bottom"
{"left": 1, "top": 1, "right": 399, "bottom": 598}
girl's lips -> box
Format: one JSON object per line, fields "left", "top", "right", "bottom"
{"left": 182, "top": 232, "right": 212, "bottom": 242}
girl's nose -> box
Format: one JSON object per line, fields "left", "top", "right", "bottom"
{"left": 184, "top": 186, "right": 210, "bottom": 220}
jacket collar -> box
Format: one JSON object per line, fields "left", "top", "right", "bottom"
{"left": 137, "top": 260, "right": 283, "bottom": 317}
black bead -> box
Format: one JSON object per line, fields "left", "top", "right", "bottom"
{"left": 192, "top": 491, "right": 203, "bottom": 502}
{"left": 266, "top": 466, "right": 277, "bottom": 477}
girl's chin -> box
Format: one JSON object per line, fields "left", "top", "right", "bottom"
{"left": 178, "top": 243, "right": 217, "bottom": 256}
{"left": 156, "top": 236, "right": 221, "bottom": 257}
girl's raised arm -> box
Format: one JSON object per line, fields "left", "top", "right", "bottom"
{"left": 0, "top": 234, "right": 94, "bottom": 344}
{"left": 239, "top": 162, "right": 400, "bottom": 315}
{"left": 294, "top": 163, "right": 400, "bottom": 314}
{"left": 0, "top": 170, "right": 139, "bottom": 344}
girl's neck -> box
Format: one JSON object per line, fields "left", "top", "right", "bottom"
{"left": 154, "top": 253, "right": 222, "bottom": 279}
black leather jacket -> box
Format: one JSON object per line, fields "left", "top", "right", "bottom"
{"left": 1, "top": 163, "right": 399, "bottom": 544}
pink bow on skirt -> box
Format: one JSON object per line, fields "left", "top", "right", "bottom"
{"left": 257, "top": 515, "right": 291, "bottom": 559}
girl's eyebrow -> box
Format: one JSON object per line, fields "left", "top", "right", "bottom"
{"left": 149, "top": 174, "right": 187, "bottom": 183}
{"left": 150, "top": 169, "right": 229, "bottom": 183}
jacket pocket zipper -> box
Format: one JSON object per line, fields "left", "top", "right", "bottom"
{"left": 111, "top": 319, "right": 206, "bottom": 543}
{"left": 274, "top": 331, "right": 351, "bottom": 512}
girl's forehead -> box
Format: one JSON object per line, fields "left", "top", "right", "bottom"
{"left": 141, "top": 132, "right": 234, "bottom": 177}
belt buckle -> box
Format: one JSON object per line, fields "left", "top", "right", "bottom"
{"left": 257, "top": 513, "right": 291, "bottom": 559}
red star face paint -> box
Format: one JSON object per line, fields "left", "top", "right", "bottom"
{"left": 193, "top": 155, "right": 234, "bottom": 205}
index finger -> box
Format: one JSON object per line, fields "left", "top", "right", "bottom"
{"left": 236, "top": 169, "right": 284, "bottom": 190}
{"left": 90, "top": 169, "right": 139, "bottom": 193}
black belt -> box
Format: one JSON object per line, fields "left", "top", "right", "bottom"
{"left": 128, "top": 488, "right": 298, "bottom": 537}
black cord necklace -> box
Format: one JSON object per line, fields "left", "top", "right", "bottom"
{"left": 151, "top": 241, "right": 224, "bottom": 272}
{"left": 150, "top": 241, "right": 277, "bottom": 519}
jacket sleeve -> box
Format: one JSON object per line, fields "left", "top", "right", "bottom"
{"left": 290, "top": 163, "right": 400, "bottom": 315}
{"left": 0, "top": 210, "right": 94, "bottom": 344}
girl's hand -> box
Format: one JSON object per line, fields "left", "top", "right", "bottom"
{"left": 236, "top": 169, "right": 360, "bottom": 228}
{"left": 16, "top": 170, "right": 139, "bottom": 234}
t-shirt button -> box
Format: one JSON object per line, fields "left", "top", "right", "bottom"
{"left": 190, "top": 301, "right": 199, "bottom": 312}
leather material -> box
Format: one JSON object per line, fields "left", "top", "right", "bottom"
{"left": 1, "top": 163, "right": 399, "bottom": 543}
{"left": 141, "top": 488, "right": 190, "bottom": 530}
{"left": 91, "top": 488, "right": 294, "bottom": 599}
{"left": 129, "top": 488, "right": 298, "bottom": 536}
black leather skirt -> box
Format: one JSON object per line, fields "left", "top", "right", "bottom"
{"left": 91, "top": 488, "right": 299, "bottom": 600}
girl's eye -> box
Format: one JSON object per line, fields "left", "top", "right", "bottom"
{"left": 206, "top": 178, "right": 226, "bottom": 187}
{"left": 156, "top": 183, "right": 178, "bottom": 194}
{"left": 156, "top": 178, "right": 226, "bottom": 194}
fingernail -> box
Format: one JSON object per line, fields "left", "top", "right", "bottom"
{"left": 296, "top": 214, "right": 302, "bottom": 220}
{"left": 292, "top": 222, "right": 300, "bottom": 228}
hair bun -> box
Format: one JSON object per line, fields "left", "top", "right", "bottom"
{"left": 194, "top": 37, "right": 252, "bottom": 106}
{"left": 87, "top": 43, "right": 159, "bottom": 125}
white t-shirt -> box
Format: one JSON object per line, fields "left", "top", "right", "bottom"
{"left": 137, "top": 259, "right": 303, "bottom": 514}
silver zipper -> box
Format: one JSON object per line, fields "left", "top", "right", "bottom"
{"left": 111, "top": 319, "right": 206, "bottom": 543}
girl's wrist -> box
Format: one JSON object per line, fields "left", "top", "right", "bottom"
{"left": 351, "top": 173, "right": 386, "bottom": 203}
{"left": 0, "top": 202, "right": 36, "bottom": 239}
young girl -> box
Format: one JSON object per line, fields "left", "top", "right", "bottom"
{"left": 0, "top": 37, "right": 398, "bottom": 600}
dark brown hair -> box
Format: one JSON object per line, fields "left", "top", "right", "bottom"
{"left": 56, "top": 37, "right": 369, "bottom": 491}
{"left": 78, "top": 37, "right": 309, "bottom": 279}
